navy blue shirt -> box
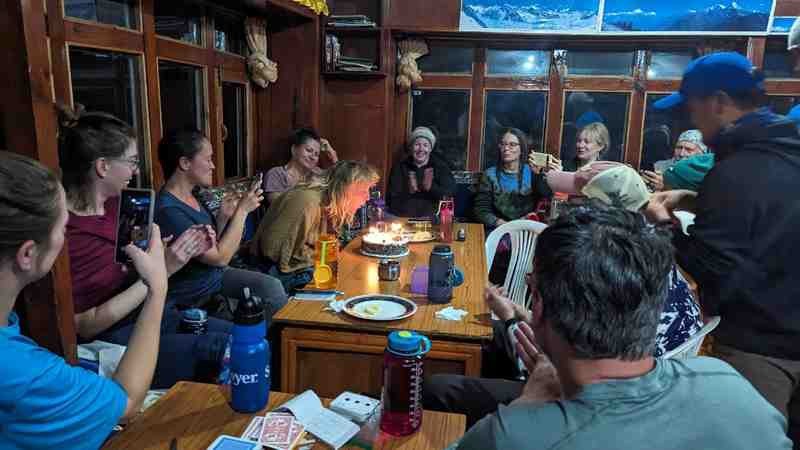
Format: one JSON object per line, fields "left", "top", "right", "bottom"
{"left": 155, "top": 190, "right": 224, "bottom": 306}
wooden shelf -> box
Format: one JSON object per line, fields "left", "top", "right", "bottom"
{"left": 324, "top": 26, "right": 382, "bottom": 35}
{"left": 322, "top": 70, "right": 387, "bottom": 78}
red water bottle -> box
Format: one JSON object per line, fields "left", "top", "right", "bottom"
{"left": 438, "top": 197, "right": 454, "bottom": 243}
{"left": 379, "top": 330, "right": 431, "bottom": 436}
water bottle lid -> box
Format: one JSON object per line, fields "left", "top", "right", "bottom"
{"left": 387, "top": 330, "right": 427, "bottom": 355}
{"left": 234, "top": 295, "right": 265, "bottom": 325}
{"left": 182, "top": 308, "right": 207, "bottom": 322}
{"left": 431, "top": 245, "right": 452, "bottom": 256}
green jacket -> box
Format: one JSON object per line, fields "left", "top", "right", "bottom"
{"left": 473, "top": 165, "right": 552, "bottom": 227}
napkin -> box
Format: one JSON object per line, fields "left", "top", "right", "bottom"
{"left": 325, "top": 300, "right": 347, "bottom": 313}
{"left": 435, "top": 306, "right": 469, "bottom": 321}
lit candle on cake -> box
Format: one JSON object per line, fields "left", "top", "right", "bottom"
{"left": 390, "top": 223, "right": 402, "bottom": 234}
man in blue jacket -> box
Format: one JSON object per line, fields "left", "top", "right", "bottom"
{"left": 649, "top": 52, "right": 800, "bottom": 446}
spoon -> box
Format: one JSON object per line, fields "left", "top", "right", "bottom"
{"left": 313, "top": 239, "right": 333, "bottom": 286}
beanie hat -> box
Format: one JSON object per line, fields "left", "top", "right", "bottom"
{"left": 409, "top": 126, "right": 436, "bottom": 149}
{"left": 663, "top": 153, "right": 715, "bottom": 192}
{"left": 675, "top": 129, "right": 708, "bottom": 153}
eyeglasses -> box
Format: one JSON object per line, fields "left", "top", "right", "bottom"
{"left": 114, "top": 156, "right": 141, "bottom": 170}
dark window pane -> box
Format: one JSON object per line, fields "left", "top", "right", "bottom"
{"left": 641, "top": 93, "right": 693, "bottom": 170}
{"left": 764, "top": 48, "right": 797, "bottom": 78}
{"left": 69, "top": 47, "right": 147, "bottom": 186}
{"left": 648, "top": 51, "right": 693, "bottom": 79}
{"left": 155, "top": 1, "right": 202, "bottom": 45}
{"left": 566, "top": 51, "right": 634, "bottom": 76}
{"left": 158, "top": 61, "right": 205, "bottom": 133}
{"left": 215, "top": 14, "right": 247, "bottom": 56}
{"left": 65, "top": 0, "right": 138, "bottom": 29}
{"left": 766, "top": 95, "right": 800, "bottom": 115}
{"left": 487, "top": 50, "right": 550, "bottom": 77}
{"left": 0, "top": 110, "right": 6, "bottom": 150}
{"left": 222, "top": 83, "right": 247, "bottom": 179}
{"left": 411, "top": 89, "right": 470, "bottom": 170}
{"left": 561, "top": 92, "right": 629, "bottom": 164}
{"left": 483, "top": 91, "right": 548, "bottom": 170}
{"left": 417, "top": 45, "right": 473, "bottom": 74}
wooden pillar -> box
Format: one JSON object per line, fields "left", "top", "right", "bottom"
{"left": 0, "top": 0, "right": 77, "bottom": 362}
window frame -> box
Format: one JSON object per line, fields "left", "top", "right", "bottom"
{"left": 46, "top": 0, "right": 252, "bottom": 188}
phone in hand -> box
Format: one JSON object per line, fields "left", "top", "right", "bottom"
{"left": 115, "top": 188, "right": 155, "bottom": 264}
{"left": 251, "top": 172, "right": 264, "bottom": 191}
{"left": 530, "top": 152, "right": 552, "bottom": 167}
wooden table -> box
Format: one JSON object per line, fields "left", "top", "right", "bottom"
{"left": 103, "top": 382, "right": 466, "bottom": 450}
{"left": 274, "top": 222, "right": 493, "bottom": 398}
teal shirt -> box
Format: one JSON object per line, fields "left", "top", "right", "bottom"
{"left": 457, "top": 357, "right": 791, "bottom": 450}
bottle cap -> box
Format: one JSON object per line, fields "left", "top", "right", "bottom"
{"left": 431, "top": 245, "right": 452, "bottom": 255}
{"left": 387, "top": 330, "right": 425, "bottom": 355}
{"left": 234, "top": 295, "right": 265, "bottom": 325}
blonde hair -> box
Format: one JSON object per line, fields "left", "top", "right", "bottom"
{"left": 304, "top": 160, "right": 379, "bottom": 230}
{"left": 578, "top": 122, "right": 610, "bottom": 155}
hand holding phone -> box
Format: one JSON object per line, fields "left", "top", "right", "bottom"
{"left": 115, "top": 189, "right": 155, "bottom": 264}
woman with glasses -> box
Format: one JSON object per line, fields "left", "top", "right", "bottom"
{"left": 386, "top": 126, "right": 456, "bottom": 217}
{"left": 473, "top": 128, "right": 555, "bottom": 229}
{"left": 58, "top": 104, "right": 231, "bottom": 388}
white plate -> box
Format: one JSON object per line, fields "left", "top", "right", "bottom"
{"left": 342, "top": 295, "right": 417, "bottom": 321}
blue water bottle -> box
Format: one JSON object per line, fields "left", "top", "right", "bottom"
{"left": 427, "top": 245, "right": 464, "bottom": 304}
{"left": 230, "top": 291, "right": 270, "bottom": 413}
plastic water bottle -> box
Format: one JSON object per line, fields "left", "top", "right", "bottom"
{"left": 379, "top": 331, "right": 431, "bottom": 436}
{"left": 230, "top": 289, "right": 270, "bottom": 413}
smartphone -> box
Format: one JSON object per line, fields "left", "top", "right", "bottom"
{"left": 251, "top": 172, "right": 263, "bottom": 191}
{"left": 115, "top": 188, "right": 155, "bottom": 264}
{"left": 530, "top": 152, "right": 551, "bottom": 167}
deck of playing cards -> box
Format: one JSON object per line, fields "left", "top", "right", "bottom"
{"left": 242, "top": 413, "right": 305, "bottom": 450}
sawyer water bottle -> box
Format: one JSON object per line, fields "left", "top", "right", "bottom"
{"left": 230, "top": 290, "right": 269, "bottom": 413}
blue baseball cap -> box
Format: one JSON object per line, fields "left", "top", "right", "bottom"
{"left": 654, "top": 52, "right": 765, "bottom": 111}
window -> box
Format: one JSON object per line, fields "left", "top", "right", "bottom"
{"left": 482, "top": 91, "right": 548, "bottom": 169}
{"left": 215, "top": 14, "right": 247, "bottom": 56}
{"left": 155, "top": 1, "right": 203, "bottom": 45}
{"left": 64, "top": 0, "right": 138, "bottom": 29}
{"left": 647, "top": 51, "right": 693, "bottom": 79}
{"left": 0, "top": 110, "right": 6, "bottom": 150}
{"left": 69, "top": 46, "right": 147, "bottom": 186}
{"left": 411, "top": 89, "right": 471, "bottom": 170}
{"left": 565, "top": 51, "right": 635, "bottom": 76}
{"left": 641, "top": 93, "right": 693, "bottom": 170}
{"left": 158, "top": 61, "right": 205, "bottom": 134}
{"left": 766, "top": 95, "right": 800, "bottom": 115}
{"left": 487, "top": 50, "right": 550, "bottom": 77}
{"left": 222, "top": 82, "right": 248, "bottom": 179}
{"left": 764, "top": 48, "right": 797, "bottom": 78}
{"left": 561, "top": 92, "right": 630, "bottom": 164}
{"left": 417, "top": 44, "right": 474, "bottom": 74}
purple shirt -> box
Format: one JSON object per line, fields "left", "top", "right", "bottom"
{"left": 263, "top": 165, "right": 321, "bottom": 194}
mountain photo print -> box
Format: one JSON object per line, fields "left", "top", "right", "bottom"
{"left": 601, "top": 0, "right": 774, "bottom": 33}
{"left": 460, "top": 0, "right": 602, "bottom": 32}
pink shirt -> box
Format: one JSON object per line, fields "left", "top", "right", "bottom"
{"left": 67, "top": 198, "right": 134, "bottom": 314}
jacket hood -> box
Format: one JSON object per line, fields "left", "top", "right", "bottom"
{"left": 713, "top": 107, "right": 800, "bottom": 163}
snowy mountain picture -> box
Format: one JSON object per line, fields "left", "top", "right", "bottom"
{"left": 771, "top": 16, "right": 797, "bottom": 33}
{"left": 601, "top": 0, "right": 773, "bottom": 32}
{"left": 460, "top": 0, "right": 602, "bottom": 32}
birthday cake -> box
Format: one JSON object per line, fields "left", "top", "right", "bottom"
{"left": 361, "top": 231, "right": 410, "bottom": 257}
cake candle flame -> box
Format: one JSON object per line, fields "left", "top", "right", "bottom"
{"left": 390, "top": 223, "right": 402, "bottom": 233}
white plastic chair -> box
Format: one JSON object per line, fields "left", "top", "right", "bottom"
{"left": 485, "top": 220, "right": 548, "bottom": 311}
{"left": 662, "top": 315, "right": 721, "bottom": 360}
{"left": 673, "top": 210, "right": 696, "bottom": 235}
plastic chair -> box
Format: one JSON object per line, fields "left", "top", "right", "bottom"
{"left": 662, "top": 315, "right": 721, "bottom": 360}
{"left": 673, "top": 210, "right": 695, "bottom": 235}
{"left": 485, "top": 220, "right": 548, "bottom": 310}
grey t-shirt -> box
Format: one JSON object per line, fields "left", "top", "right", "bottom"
{"left": 457, "top": 357, "right": 791, "bottom": 450}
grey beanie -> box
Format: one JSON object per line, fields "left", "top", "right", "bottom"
{"left": 408, "top": 126, "right": 436, "bottom": 149}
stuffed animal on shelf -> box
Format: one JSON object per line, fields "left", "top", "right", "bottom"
{"left": 396, "top": 39, "right": 429, "bottom": 92}
{"left": 245, "top": 17, "right": 279, "bottom": 88}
